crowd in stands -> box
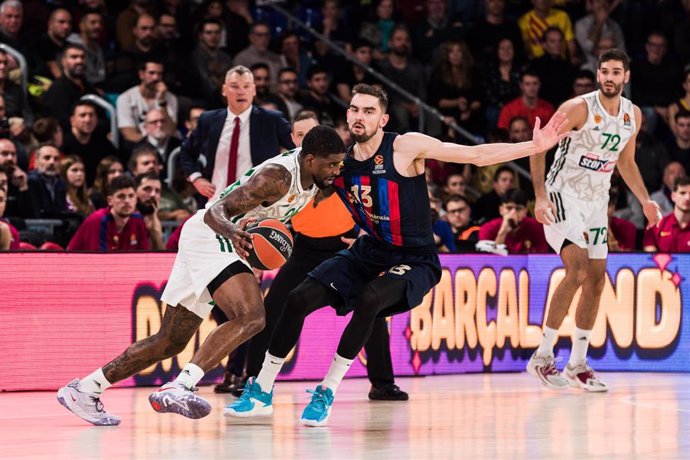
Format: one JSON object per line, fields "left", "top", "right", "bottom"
{"left": 0, "top": 0, "right": 689, "bottom": 254}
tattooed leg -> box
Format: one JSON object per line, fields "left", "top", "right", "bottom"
{"left": 103, "top": 305, "right": 203, "bottom": 383}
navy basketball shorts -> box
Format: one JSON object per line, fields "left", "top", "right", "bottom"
{"left": 308, "top": 235, "right": 442, "bottom": 317}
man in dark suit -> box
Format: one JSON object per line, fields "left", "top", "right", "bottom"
{"left": 179, "top": 65, "right": 294, "bottom": 201}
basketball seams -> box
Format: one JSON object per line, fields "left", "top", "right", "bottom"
{"left": 257, "top": 220, "right": 294, "bottom": 245}
{"left": 250, "top": 233, "right": 287, "bottom": 269}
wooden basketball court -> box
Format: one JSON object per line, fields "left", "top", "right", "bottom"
{"left": 1, "top": 373, "right": 687, "bottom": 459}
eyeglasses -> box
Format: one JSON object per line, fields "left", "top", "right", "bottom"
{"left": 447, "top": 207, "right": 469, "bottom": 214}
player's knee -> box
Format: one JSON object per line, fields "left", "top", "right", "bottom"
{"left": 286, "top": 280, "right": 320, "bottom": 316}
{"left": 353, "top": 286, "right": 381, "bottom": 322}
{"left": 234, "top": 302, "right": 266, "bottom": 336}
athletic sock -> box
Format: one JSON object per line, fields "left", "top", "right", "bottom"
{"left": 81, "top": 368, "right": 112, "bottom": 395}
{"left": 254, "top": 352, "right": 285, "bottom": 392}
{"left": 174, "top": 363, "right": 205, "bottom": 389}
{"left": 568, "top": 327, "right": 592, "bottom": 367}
{"left": 536, "top": 326, "right": 559, "bottom": 357}
{"left": 320, "top": 353, "right": 354, "bottom": 395}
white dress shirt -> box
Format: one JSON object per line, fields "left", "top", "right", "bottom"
{"left": 211, "top": 106, "right": 252, "bottom": 200}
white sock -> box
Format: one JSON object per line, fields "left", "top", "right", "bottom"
{"left": 320, "top": 353, "right": 354, "bottom": 395}
{"left": 536, "top": 326, "right": 559, "bottom": 357}
{"left": 569, "top": 327, "right": 592, "bottom": 366}
{"left": 254, "top": 352, "right": 285, "bottom": 392}
{"left": 81, "top": 368, "right": 112, "bottom": 395}
{"left": 174, "top": 363, "right": 205, "bottom": 388}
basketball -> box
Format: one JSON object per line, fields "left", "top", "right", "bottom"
{"left": 245, "top": 218, "right": 294, "bottom": 270}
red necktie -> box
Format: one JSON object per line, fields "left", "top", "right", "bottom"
{"left": 227, "top": 116, "right": 240, "bottom": 185}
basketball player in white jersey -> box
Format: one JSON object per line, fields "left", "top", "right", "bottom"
{"left": 56, "top": 126, "right": 345, "bottom": 425}
{"left": 527, "top": 49, "right": 662, "bottom": 391}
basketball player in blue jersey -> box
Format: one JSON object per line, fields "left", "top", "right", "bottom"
{"left": 227, "top": 84, "right": 570, "bottom": 426}
{"left": 526, "top": 49, "right": 662, "bottom": 392}
{"left": 56, "top": 126, "right": 345, "bottom": 426}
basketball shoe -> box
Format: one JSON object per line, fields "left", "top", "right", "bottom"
{"left": 148, "top": 381, "right": 212, "bottom": 419}
{"left": 224, "top": 378, "right": 273, "bottom": 417}
{"left": 562, "top": 361, "right": 609, "bottom": 392}
{"left": 526, "top": 352, "right": 569, "bottom": 390}
{"left": 57, "top": 378, "right": 121, "bottom": 426}
{"left": 300, "top": 385, "right": 334, "bottom": 427}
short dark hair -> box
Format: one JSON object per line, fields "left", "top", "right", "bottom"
{"left": 61, "top": 43, "right": 85, "bottom": 59}
{"left": 508, "top": 116, "right": 529, "bottom": 129}
{"left": 278, "top": 67, "right": 298, "bottom": 80}
{"left": 128, "top": 144, "right": 159, "bottom": 172}
{"left": 137, "top": 60, "right": 164, "bottom": 73}
{"left": 352, "top": 38, "right": 374, "bottom": 51}
{"left": 71, "top": 100, "right": 98, "bottom": 117}
{"left": 574, "top": 69, "right": 595, "bottom": 82}
{"left": 300, "top": 125, "right": 344, "bottom": 158}
{"left": 598, "top": 48, "right": 630, "bottom": 72}
{"left": 446, "top": 194, "right": 470, "bottom": 208}
{"left": 135, "top": 171, "right": 160, "bottom": 188}
{"left": 674, "top": 176, "right": 690, "bottom": 191}
{"left": 293, "top": 109, "right": 320, "bottom": 125}
{"left": 541, "top": 26, "right": 564, "bottom": 42}
{"left": 307, "top": 64, "right": 328, "bottom": 81}
{"left": 493, "top": 165, "right": 516, "bottom": 182}
{"left": 351, "top": 83, "right": 389, "bottom": 112}
{"left": 675, "top": 111, "right": 690, "bottom": 123}
{"left": 107, "top": 175, "right": 136, "bottom": 196}
{"left": 500, "top": 188, "right": 527, "bottom": 205}
{"left": 32, "top": 117, "right": 61, "bottom": 143}
{"left": 250, "top": 62, "right": 270, "bottom": 73}
{"left": 520, "top": 68, "right": 540, "bottom": 82}
{"left": 198, "top": 18, "right": 222, "bottom": 33}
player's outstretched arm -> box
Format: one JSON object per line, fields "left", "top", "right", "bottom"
{"left": 400, "top": 111, "right": 570, "bottom": 167}
{"left": 616, "top": 106, "right": 662, "bottom": 228}
{"left": 204, "top": 164, "right": 291, "bottom": 257}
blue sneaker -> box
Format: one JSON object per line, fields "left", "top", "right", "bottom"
{"left": 224, "top": 378, "right": 273, "bottom": 417}
{"left": 300, "top": 386, "right": 334, "bottom": 427}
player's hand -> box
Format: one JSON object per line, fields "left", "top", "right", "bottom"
{"left": 192, "top": 177, "right": 216, "bottom": 198}
{"left": 340, "top": 235, "right": 356, "bottom": 248}
{"left": 532, "top": 111, "right": 570, "bottom": 153}
{"left": 534, "top": 195, "right": 557, "bottom": 225}
{"left": 230, "top": 217, "right": 255, "bottom": 259}
{"left": 642, "top": 200, "right": 662, "bottom": 229}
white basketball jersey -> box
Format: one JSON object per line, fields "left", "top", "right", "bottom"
{"left": 209, "top": 148, "right": 319, "bottom": 223}
{"left": 546, "top": 91, "right": 636, "bottom": 202}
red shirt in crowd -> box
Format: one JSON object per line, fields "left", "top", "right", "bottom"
{"left": 497, "top": 97, "right": 555, "bottom": 130}
{"left": 479, "top": 216, "right": 549, "bottom": 253}
{"left": 643, "top": 213, "right": 690, "bottom": 253}
{"left": 67, "top": 207, "right": 150, "bottom": 251}
{"left": 609, "top": 216, "right": 637, "bottom": 251}
{"left": 1, "top": 217, "right": 19, "bottom": 250}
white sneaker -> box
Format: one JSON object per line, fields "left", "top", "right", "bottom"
{"left": 526, "top": 352, "right": 569, "bottom": 390}
{"left": 148, "top": 381, "right": 212, "bottom": 419}
{"left": 57, "top": 378, "right": 121, "bottom": 426}
{"left": 563, "top": 361, "right": 609, "bottom": 392}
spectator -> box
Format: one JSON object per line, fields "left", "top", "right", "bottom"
{"left": 116, "top": 60, "right": 178, "bottom": 146}
{"left": 276, "top": 67, "right": 303, "bottom": 120}
{"left": 89, "top": 155, "right": 123, "bottom": 210}
{"left": 0, "top": 0, "right": 24, "bottom": 52}
{"left": 411, "top": 0, "right": 466, "bottom": 64}
{"left": 497, "top": 69, "right": 555, "bottom": 130}
{"left": 429, "top": 184, "right": 457, "bottom": 252}
{"left": 133, "top": 171, "right": 164, "bottom": 250}
{"left": 334, "top": 39, "right": 379, "bottom": 104}
{"left": 575, "top": 0, "right": 626, "bottom": 71}
{"left": 179, "top": 65, "right": 294, "bottom": 201}
{"left": 183, "top": 105, "right": 205, "bottom": 138}
{"left": 112, "top": 14, "right": 161, "bottom": 92}
{"left": 468, "top": 0, "right": 523, "bottom": 64}
{"left": 518, "top": 0, "right": 578, "bottom": 64}
{"left": 572, "top": 69, "right": 596, "bottom": 97}
{"left": 251, "top": 63, "right": 289, "bottom": 118}
{"left": 376, "top": 25, "right": 427, "bottom": 132}
{"left": 232, "top": 21, "right": 282, "bottom": 88}
{"left": 644, "top": 176, "right": 690, "bottom": 252}
{"left": 41, "top": 44, "right": 96, "bottom": 128}
{"left": 481, "top": 38, "right": 522, "bottom": 129}
{"left": 223, "top": 0, "right": 252, "bottom": 58}
{"left": 313, "top": 0, "right": 354, "bottom": 65}
{"left": 444, "top": 194, "right": 480, "bottom": 252}
{"left": 473, "top": 165, "right": 516, "bottom": 223}
{"left": 650, "top": 161, "right": 687, "bottom": 216}
{"left": 631, "top": 31, "right": 683, "bottom": 135}
{"left": 443, "top": 172, "right": 467, "bottom": 200}
{"left": 580, "top": 35, "right": 615, "bottom": 75}
{"left": 429, "top": 40, "right": 483, "bottom": 139}
{"left": 155, "top": 12, "right": 183, "bottom": 93}
{"left": 0, "top": 49, "right": 33, "bottom": 125}
{"left": 359, "top": 0, "right": 397, "bottom": 59}
{"left": 0, "top": 177, "right": 19, "bottom": 249}
{"left": 31, "top": 8, "right": 72, "bottom": 79}
{"left": 668, "top": 112, "right": 690, "bottom": 173}
{"left": 28, "top": 117, "right": 63, "bottom": 170}
{"left": 279, "top": 31, "right": 315, "bottom": 89}
{"left": 67, "top": 9, "right": 106, "bottom": 86}
{"left": 0, "top": 139, "right": 31, "bottom": 218}
{"left": 299, "top": 64, "right": 341, "bottom": 126}
{"left": 189, "top": 18, "right": 233, "bottom": 107}
{"left": 128, "top": 143, "right": 162, "bottom": 177}
{"left": 532, "top": 27, "right": 576, "bottom": 106}
{"left": 632, "top": 111, "right": 671, "bottom": 195}
{"left": 668, "top": 69, "right": 690, "bottom": 137}
{"left": 607, "top": 191, "right": 636, "bottom": 251}
{"left": 134, "top": 108, "right": 181, "bottom": 177}
{"left": 27, "top": 144, "right": 68, "bottom": 217}
{"left": 67, "top": 174, "right": 150, "bottom": 251}
{"left": 479, "top": 188, "right": 549, "bottom": 253}
{"left": 59, "top": 155, "right": 94, "bottom": 216}
{"left": 115, "top": 0, "right": 155, "bottom": 52}
{"left": 62, "top": 100, "right": 118, "bottom": 186}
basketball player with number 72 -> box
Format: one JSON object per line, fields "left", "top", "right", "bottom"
{"left": 56, "top": 126, "right": 346, "bottom": 426}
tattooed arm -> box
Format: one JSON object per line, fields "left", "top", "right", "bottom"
{"left": 204, "top": 164, "right": 291, "bottom": 257}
